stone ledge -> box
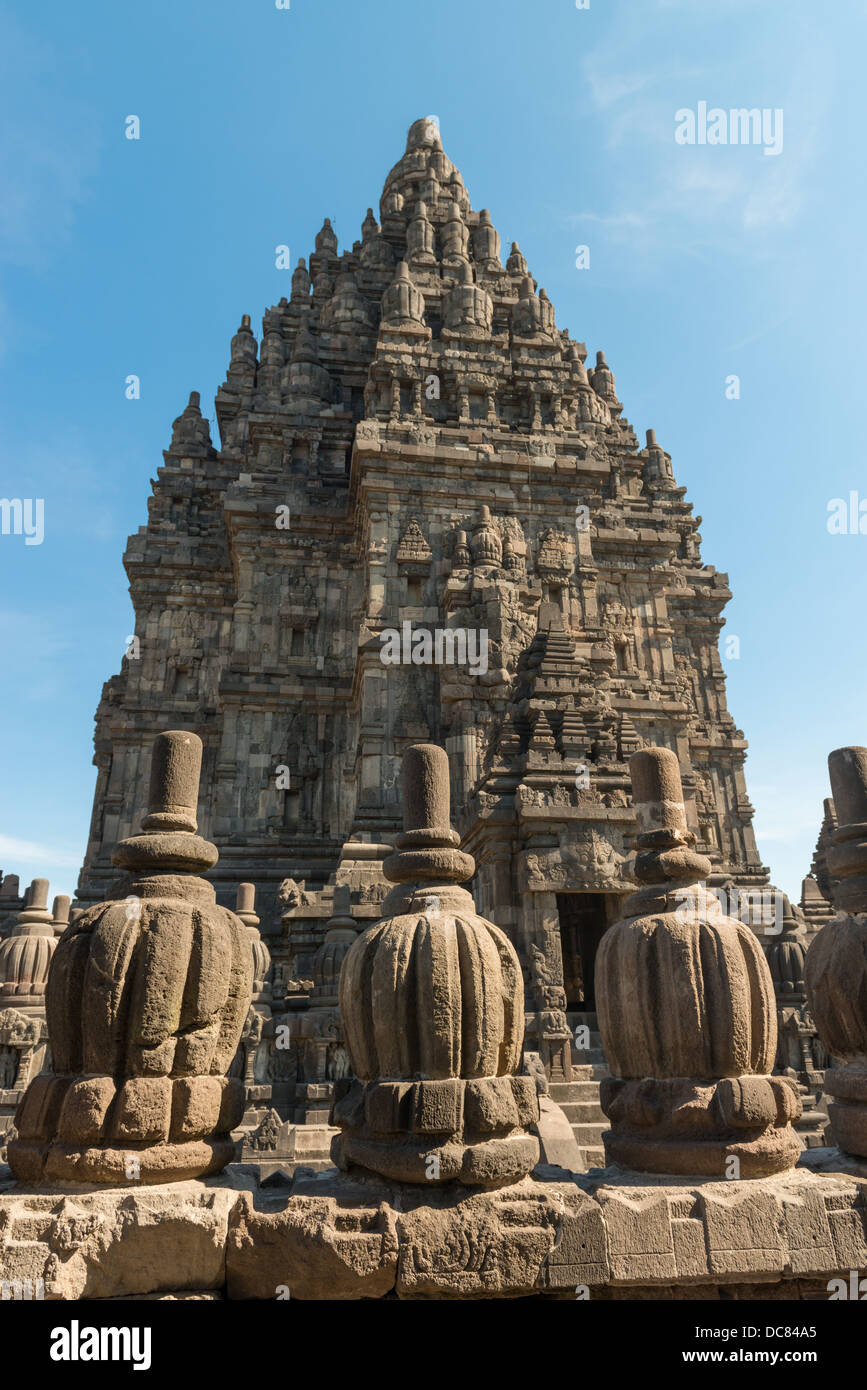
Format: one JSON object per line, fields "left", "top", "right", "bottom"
{"left": 2, "top": 1157, "right": 866, "bottom": 1300}
{"left": 0, "top": 1165, "right": 255, "bottom": 1301}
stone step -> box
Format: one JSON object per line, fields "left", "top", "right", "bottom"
{"left": 549, "top": 1081, "right": 604, "bottom": 1104}
{"left": 572, "top": 1048, "right": 606, "bottom": 1066}
{"left": 548, "top": 1044, "right": 610, "bottom": 1168}
{"left": 569, "top": 1063, "right": 610, "bottom": 1082}
{"left": 557, "top": 1100, "right": 606, "bottom": 1124}
{"left": 573, "top": 1122, "right": 608, "bottom": 1146}
{"left": 580, "top": 1145, "right": 607, "bottom": 1168}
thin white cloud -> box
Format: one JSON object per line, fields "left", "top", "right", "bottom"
{"left": 570, "top": 10, "right": 832, "bottom": 265}
{"left": 568, "top": 211, "right": 650, "bottom": 229}
{"left": 0, "top": 834, "right": 81, "bottom": 869}
{"left": 584, "top": 71, "right": 655, "bottom": 111}
{"left": 725, "top": 311, "right": 794, "bottom": 353}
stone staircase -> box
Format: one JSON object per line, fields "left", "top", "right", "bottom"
{"left": 548, "top": 1012, "right": 610, "bottom": 1170}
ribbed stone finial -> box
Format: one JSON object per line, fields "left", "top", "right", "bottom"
{"left": 595, "top": 745, "right": 800, "bottom": 1178}
{"left": 8, "top": 729, "right": 253, "bottom": 1186}
{"left": 804, "top": 745, "right": 867, "bottom": 1157}
{"left": 236, "top": 882, "right": 270, "bottom": 1003}
{"left": 381, "top": 260, "right": 426, "bottom": 329}
{"left": 0, "top": 878, "right": 56, "bottom": 1008}
{"left": 315, "top": 217, "right": 338, "bottom": 254}
{"left": 829, "top": 746, "right": 867, "bottom": 823}
{"left": 506, "top": 241, "right": 528, "bottom": 275}
{"left": 646, "top": 428, "right": 657, "bottom": 448}
{"left": 765, "top": 896, "right": 807, "bottom": 1003}
{"left": 335, "top": 742, "right": 539, "bottom": 1187}
{"left": 821, "top": 747, "right": 867, "bottom": 913}
{"left": 310, "top": 884, "right": 357, "bottom": 1008}
{"left": 628, "top": 748, "right": 710, "bottom": 898}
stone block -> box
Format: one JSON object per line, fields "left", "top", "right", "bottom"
{"left": 510, "top": 1074, "right": 541, "bottom": 1128}
{"left": 14, "top": 1075, "right": 70, "bottom": 1142}
{"left": 111, "top": 1077, "right": 172, "bottom": 1144}
{"left": 227, "top": 1187, "right": 399, "bottom": 1301}
{"left": 460, "top": 1134, "right": 539, "bottom": 1185}
{"left": 826, "top": 1205, "right": 867, "bottom": 1270}
{"left": 365, "top": 1082, "right": 411, "bottom": 1134}
{"left": 599, "top": 1191, "right": 677, "bottom": 1283}
{"left": 411, "top": 1079, "right": 463, "bottom": 1134}
{"left": 171, "top": 1076, "right": 223, "bottom": 1141}
{"left": 0, "top": 1179, "right": 238, "bottom": 1300}
{"left": 780, "top": 1185, "right": 836, "bottom": 1275}
{"left": 671, "top": 1216, "right": 710, "bottom": 1280}
{"left": 57, "top": 1077, "right": 116, "bottom": 1144}
{"left": 463, "top": 1077, "right": 517, "bottom": 1134}
{"left": 700, "top": 1187, "right": 786, "bottom": 1276}
{"left": 217, "top": 1078, "right": 246, "bottom": 1134}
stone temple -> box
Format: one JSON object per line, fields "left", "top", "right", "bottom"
{"left": 3, "top": 117, "right": 861, "bottom": 1309}
{"left": 76, "top": 117, "right": 770, "bottom": 1109}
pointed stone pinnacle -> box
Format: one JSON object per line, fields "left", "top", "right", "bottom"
{"left": 28, "top": 879, "right": 50, "bottom": 912}
{"left": 828, "top": 747, "right": 867, "bottom": 827}
{"left": 142, "top": 731, "right": 202, "bottom": 833}
{"left": 627, "top": 747, "right": 711, "bottom": 894}
{"left": 236, "top": 881, "right": 256, "bottom": 916}
{"left": 383, "top": 744, "right": 474, "bottom": 887}
{"left": 51, "top": 895, "right": 71, "bottom": 929}
{"left": 112, "top": 731, "right": 217, "bottom": 877}
{"left": 403, "top": 743, "right": 451, "bottom": 836}
{"left": 825, "top": 746, "right": 867, "bottom": 913}
{"left": 630, "top": 747, "right": 688, "bottom": 836}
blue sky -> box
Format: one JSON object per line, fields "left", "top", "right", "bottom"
{"left": 0, "top": 0, "right": 864, "bottom": 904}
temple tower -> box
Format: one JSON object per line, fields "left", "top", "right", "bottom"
{"left": 76, "top": 117, "right": 769, "bottom": 1079}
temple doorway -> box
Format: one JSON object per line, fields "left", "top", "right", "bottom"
{"left": 556, "top": 892, "right": 616, "bottom": 1010}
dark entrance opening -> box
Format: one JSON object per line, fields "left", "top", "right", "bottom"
{"left": 556, "top": 892, "right": 610, "bottom": 1010}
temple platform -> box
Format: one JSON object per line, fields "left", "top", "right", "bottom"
{"left": 2, "top": 1151, "right": 865, "bottom": 1301}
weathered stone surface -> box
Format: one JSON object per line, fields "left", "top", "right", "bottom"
{"left": 805, "top": 746, "right": 867, "bottom": 1158}
{"left": 227, "top": 1167, "right": 602, "bottom": 1299}
{"left": 227, "top": 1172, "right": 399, "bottom": 1300}
{"left": 0, "top": 1171, "right": 238, "bottom": 1300}
{"left": 763, "top": 894, "right": 828, "bottom": 1149}
{"left": 334, "top": 743, "right": 540, "bottom": 1186}
{"left": 596, "top": 747, "right": 801, "bottom": 1177}
{"left": 582, "top": 1165, "right": 865, "bottom": 1291}
{"left": 534, "top": 1095, "right": 583, "bottom": 1172}
{"left": 0, "top": 878, "right": 56, "bottom": 1008}
{"left": 3, "top": 1157, "right": 866, "bottom": 1300}
{"left": 8, "top": 733, "right": 253, "bottom": 1186}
